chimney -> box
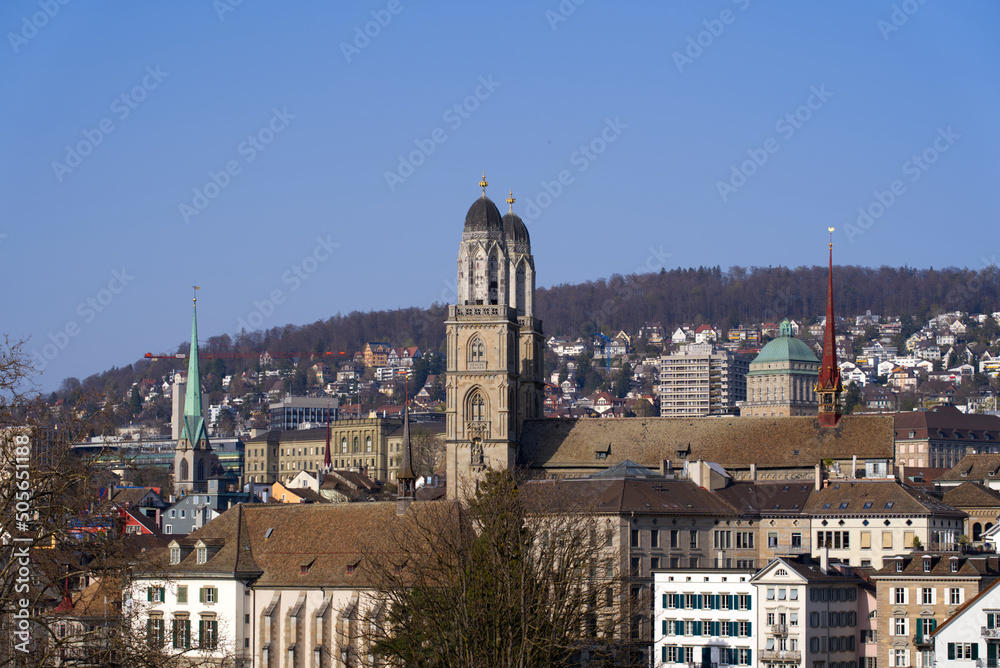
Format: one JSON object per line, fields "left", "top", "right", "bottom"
{"left": 750, "top": 463, "right": 757, "bottom": 482}
{"left": 815, "top": 463, "right": 822, "bottom": 492}
{"left": 899, "top": 463, "right": 906, "bottom": 484}
{"left": 820, "top": 545, "right": 829, "bottom": 575}
{"left": 852, "top": 455, "right": 857, "bottom": 479}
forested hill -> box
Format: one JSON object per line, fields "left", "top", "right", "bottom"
{"left": 63, "top": 264, "right": 1000, "bottom": 397}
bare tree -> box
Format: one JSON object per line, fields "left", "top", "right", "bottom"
{"left": 360, "top": 469, "right": 640, "bottom": 668}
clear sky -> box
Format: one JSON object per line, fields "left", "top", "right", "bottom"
{"left": 2, "top": 1, "right": 998, "bottom": 391}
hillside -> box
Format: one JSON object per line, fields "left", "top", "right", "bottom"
{"left": 58, "top": 263, "right": 1000, "bottom": 403}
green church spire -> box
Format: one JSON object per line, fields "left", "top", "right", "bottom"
{"left": 184, "top": 288, "right": 203, "bottom": 418}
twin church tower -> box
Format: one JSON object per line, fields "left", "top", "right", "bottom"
{"left": 444, "top": 174, "right": 545, "bottom": 498}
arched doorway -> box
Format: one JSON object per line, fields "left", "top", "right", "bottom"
{"left": 973, "top": 522, "right": 983, "bottom": 541}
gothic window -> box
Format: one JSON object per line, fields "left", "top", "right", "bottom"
{"left": 469, "top": 391, "right": 486, "bottom": 422}
{"left": 470, "top": 337, "right": 485, "bottom": 364}
{"left": 196, "top": 460, "right": 204, "bottom": 481}
{"left": 179, "top": 459, "right": 189, "bottom": 481}
{"left": 516, "top": 263, "right": 527, "bottom": 315}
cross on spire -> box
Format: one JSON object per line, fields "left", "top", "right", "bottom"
{"left": 507, "top": 189, "right": 515, "bottom": 213}
{"left": 479, "top": 171, "right": 488, "bottom": 197}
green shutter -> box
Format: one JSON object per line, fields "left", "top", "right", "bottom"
{"left": 675, "top": 620, "right": 683, "bottom": 636}
{"left": 662, "top": 620, "right": 668, "bottom": 636}
{"left": 949, "top": 643, "right": 956, "bottom": 660}
{"left": 746, "top": 649, "right": 751, "bottom": 665}
{"left": 172, "top": 620, "right": 178, "bottom": 649}
{"left": 198, "top": 620, "right": 204, "bottom": 648}
{"left": 694, "top": 594, "right": 701, "bottom": 609}
{"left": 662, "top": 646, "right": 667, "bottom": 662}
{"left": 931, "top": 618, "right": 937, "bottom": 632}
{"left": 710, "top": 594, "right": 718, "bottom": 609}
{"left": 147, "top": 587, "right": 152, "bottom": 602}
{"left": 147, "top": 619, "right": 153, "bottom": 641}
{"left": 730, "top": 594, "right": 736, "bottom": 609}
{"left": 990, "top": 613, "right": 996, "bottom": 630}
{"left": 745, "top": 595, "right": 751, "bottom": 611}
{"left": 199, "top": 587, "right": 205, "bottom": 603}
{"left": 662, "top": 593, "right": 668, "bottom": 608}
{"left": 746, "top": 621, "right": 751, "bottom": 635}
{"left": 693, "top": 621, "right": 702, "bottom": 635}
{"left": 211, "top": 587, "right": 218, "bottom": 602}
{"left": 973, "top": 643, "right": 980, "bottom": 660}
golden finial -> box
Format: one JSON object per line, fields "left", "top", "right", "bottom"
{"left": 192, "top": 285, "right": 200, "bottom": 303}
{"left": 507, "top": 188, "right": 515, "bottom": 213}
{"left": 828, "top": 226, "right": 835, "bottom": 248}
{"left": 479, "top": 171, "right": 488, "bottom": 196}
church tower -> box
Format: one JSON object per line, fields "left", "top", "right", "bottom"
{"left": 816, "top": 228, "right": 843, "bottom": 427}
{"left": 173, "top": 290, "right": 215, "bottom": 496}
{"left": 446, "top": 175, "right": 544, "bottom": 499}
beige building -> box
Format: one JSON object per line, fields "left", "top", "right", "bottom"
{"left": 658, "top": 342, "right": 749, "bottom": 417}
{"left": 871, "top": 553, "right": 1000, "bottom": 668}
{"left": 244, "top": 418, "right": 443, "bottom": 485}
{"left": 739, "top": 320, "right": 819, "bottom": 418}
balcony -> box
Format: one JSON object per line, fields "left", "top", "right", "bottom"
{"left": 913, "top": 633, "right": 933, "bottom": 647}
{"left": 759, "top": 650, "right": 800, "bottom": 663}
{"left": 984, "top": 626, "right": 1000, "bottom": 640}
{"left": 771, "top": 624, "right": 788, "bottom": 636}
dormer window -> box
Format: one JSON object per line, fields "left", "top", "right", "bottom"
{"left": 923, "top": 559, "right": 931, "bottom": 573}
{"left": 170, "top": 547, "right": 181, "bottom": 565}
{"left": 951, "top": 560, "right": 958, "bottom": 573}
{"left": 196, "top": 547, "right": 207, "bottom": 564}
{"left": 896, "top": 561, "right": 903, "bottom": 573}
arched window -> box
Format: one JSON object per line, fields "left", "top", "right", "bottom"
{"left": 353, "top": 437, "right": 359, "bottom": 453}
{"left": 179, "top": 459, "right": 189, "bottom": 481}
{"left": 196, "top": 460, "right": 204, "bottom": 481}
{"left": 341, "top": 437, "right": 347, "bottom": 453}
{"left": 366, "top": 436, "right": 372, "bottom": 452}
{"left": 470, "top": 337, "right": 485, "bottom": 363}
{"left": 469, "top": 391, "right": 486, "bottom": 422}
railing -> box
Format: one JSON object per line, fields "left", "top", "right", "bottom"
{"left": 983, "top": 626, "right": 1000, "bottom": 639}
{"left": 759, "top": 650, "right": 800, "bottom": 662}
{"left": 913, "top": 633, "right": 933, "bottom": 646}
{"left": 771, "top": 624, "right": 788, "bottom": 636}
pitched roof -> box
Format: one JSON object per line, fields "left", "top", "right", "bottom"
{"left": 943, "top": 482, "right": 1000, "bottom": 508}
{"left": 522, "top": 477, "right": 739, "bottom": 517}
{"left": 803, "top": 480, "right": 962, "bottom": 517}
{"left": 518, "top": 415, "right": 895, "bottom": 473}
{"left": 873, "top": 553, "right": 1000, "bottom": 578}
{"left": 714, "top": 482, "right": 813, "bottom": 516}
{"left": 939, "top": 454, "right": 1000, "bottom": 483}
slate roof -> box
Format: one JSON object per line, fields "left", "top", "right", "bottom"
{"left": 714, "top": 482, "right": 813, "bottom": 516}
{"left": 804, "top": 480, "right": 962, "bottom": 518}
{"left": 943, "top": 482, "right": 1000, "bottom": 508}
{"left": 522, "top": 477, "right": 739, "bottom": 517}
{"left": 893, "top": 405, "right": 1000, "bottom": 440}
{"left": 872, "top": 553, "right": 1000, "bottom": 578}
{"left": 518, "top": 414, "right": 895, "bottom": 473}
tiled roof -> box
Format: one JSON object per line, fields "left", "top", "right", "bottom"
{"left": 714, "top": 482, "right": 813, "bottom": 515}
{"left": 518, "top": 415, "right": 895, "bottom": 472}
{"left": 872, "top": 553, "right": 1000, "bottom": 578}
{"left": 150, "top": 501, "right": 456, "bottom": 587}
{"left": 522, "top": 478, "right": 739, "bottom": 517}
{"left": 939, "top": 454, "right": 1000, "bottom": 483}
{"left": 803, "top": 480, "right": 963, "bottom": 517}
{"left": 943, "top": 482, "right": 1000, "bottom": 508}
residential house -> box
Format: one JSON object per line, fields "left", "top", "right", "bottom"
{"left": 654, "top": 568, "right": 757, "bottom": 667}
{"left": 942, "top": 482, "right": 1000, "bottom": 543}
{"left": 930, "top": 577, "right": 1000, "bottom": 668}
{"left": 861, "top": 385, "right": 898, "bottom": 412}
{"left": 872, "top": 553, "right": 1000, "bottom": 668}
{"left": 271, "top": 480, "right": 329, "bottom": 504}
{"left": 362, "top": 342, "right": 392, "bottom": 367}
{"left": 894, "top": 407, "right": 1000, "bottom": 469}
{"left": 695, "top": 325, "right": 718, "bottom": 344}
{"left": 889, "top": 367, "right": 919, "bottom": 393}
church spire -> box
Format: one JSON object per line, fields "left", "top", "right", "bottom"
{"left": 396, "top": 404, "right": 417, "bottom": 513}
{"left": 507, "top": 188, "right": 515, "bottom": 213}
{"left": 183, "top": 287, "right": 203, "bottom": 419}
{"left": 816, "top": 229, "right": 843, "bottom": 426}
{"left": 479, "top": 171, "right": 488, "bottom": 197}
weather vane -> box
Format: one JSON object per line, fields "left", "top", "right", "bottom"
{"left": 479, "top": 171, "right": 488, "bottom": 196}
{"left": 828, "top": 226, "right": 835, "bottom": 248}
{"left": 507, "top": 189, "right": 515, "bottom": 213}
{"left": 192, "top": 285, "right": 200, "bottom": 303}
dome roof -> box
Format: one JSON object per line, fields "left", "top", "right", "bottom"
{"left": 752, "top": 335, "right": 819, "bottom": 366}
{"left": 502, "top": 211, "right": 530, "bottom": 245}
{"left": 464, "top": 196, "right": 504, "bottom": 235}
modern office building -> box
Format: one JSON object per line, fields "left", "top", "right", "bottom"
{"left": 659, "top": 343, "right": 749, "bottom": 417}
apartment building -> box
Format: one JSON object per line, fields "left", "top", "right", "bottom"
{"left": 871, "top": 553, "right": 1000, "bottom": 668}
{"left": 930, "top": 577, "right": 1000, "bottom": 668}
{"left": 654, "top": 568, "right": 757, "bottom": 666}
{"left": 659, "top": 343, "right": 749, "bottom": 417}
{"left": 893, "top": 405, "right": 1000, "bottom": 469}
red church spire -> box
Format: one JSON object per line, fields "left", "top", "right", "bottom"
{"left": 816, "top": 227, "right": 843, "bottom": 426}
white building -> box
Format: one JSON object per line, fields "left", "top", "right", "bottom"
{"left": 654, "top": 568, "right": 757, "bottom": 666}
{"left": 930, "top": 577, "right": 1000, "bottom": 667}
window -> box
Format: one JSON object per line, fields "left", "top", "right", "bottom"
{"left": 172, "top": 618, "right": 191, "bottom": 650}
{"left": 861, "top": 629, "right": 878, "bottom": 643}
{"left": 949, "top": 643, "right": 977, "bottom": 660}
{"left": 893, "top": 617, "right": 908, "bottom": 636}
{"left": 147, "top": 586, "right": 165, "bottom": 603}
{"left": 650, "top": 529, "right": 659, "bottom": 548}
{"left": 714, "top": 530, "right": 732, "bottom": 550}
{"left": 950, "top": 588, "right": 963, "bottom": 605}
{"left": 631, "top": 529, "right": 640, "bottom": 548}
{"left": 894, "top": 587, "right": 908, "bottom": 605}
{"left": 790, "top": 612, "right": 798, "bottom": 626}
{"left": 180, "top": 510, "right": 186, "bottom": 519}
{"left": 176, "top": 586, "right": 187, "bottom": 604}
{"left": 630, "top": 557, "right": 640, "bottom": 577}
{"left": 923, "top": 559, "right": 931, "bottom": 573}
{"left": 670, "top": 530, "right": 679, "bottom": 548}
{"left": 170, "top": 547, "right": 180, "bottom": 564}
{"left": 738, "top": 621, "right": 750, "bottom": 637}
{"left": 893, "top": 649, "right": 908, "bottom": 667}
{"left": 883, "top": 532, "right": 893, "bottom": 549}
{"left": 736, "top": 531, "right": 754, "bottom": 549}
{"left": 365, "top": 436, "right": 372, "bottom": 452}
{"left": 768, "top": 532, "right": 778, "bottom": 548}
{"left": 200, "top": 587, "right": 218, "bottom": 604}
{"left": 689, "top": 530, "right": 698, "bottom": 549}
{"left": 650, "top": 557, "right": 660, "bottom": 570}
{"left": 791, "top": 532, "right": 801, "bottom": 549}
{"left": 951, "top": 560, "right": 959, "bottom": 573}
{"left": 199, "top": 619, "right": 218, "bottom": 649}
{"left": 921, "top": 588, "right": 933, "bottom": 605}
{"left": 196, "top": 547, "right": 207, "bottom": 564}
{"left": 147, "top": 617, "right": 164, "bottom": 646}
{"left": 341, "top": 437, "right": 347, "bottom": 453}
{"left": 767, "top": 588, "right": 775, "bottom": 600}
{"left": 789, "top": 588, "right": 798, "bottom": 601}
{"left": 739, "top": 594, "right": 750, "bottom": 610}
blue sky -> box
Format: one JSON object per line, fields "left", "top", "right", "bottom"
{"left": 2, "top": 1, "right": 998, "bottom": 391}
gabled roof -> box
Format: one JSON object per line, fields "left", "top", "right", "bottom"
{"left": 589, "top": 459, "right": 664, "bottom": 479}
{"left": 939, "top": 454, "right": 1000, "bottom": 483}
{"left": 518, "top": 415, "right": 895, "bottom": 472}
{"left": 931, "top": 574, "right": 1000, "bottom": 639}
{"left": 943, "top": 482, "right": 1000, "bottom": 508}
{"left": 803, "top": 481, "right": 962, "bottom": 517}
{"left": 522, "top": 477, "right": 738, "bottom": 517}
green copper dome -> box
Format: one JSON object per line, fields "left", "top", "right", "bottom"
{"left": 751, "top": 335, "right": 819, "bottom": 366}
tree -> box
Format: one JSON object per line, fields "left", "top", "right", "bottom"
{"left": 842, "top": 382, "right": 862, "bottom": 415}
{"left": 361, "top": 470, "right": 636, "bottom": 668}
